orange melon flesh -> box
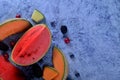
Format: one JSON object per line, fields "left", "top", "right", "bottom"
{"left": 53, "top": 47, "right": 68, "bottom": 80}
{"left": 11, "top": 24, "right": 51, "bottom": 66}
{"left": 43, "top": 66, "right": 58, "bottom": 80}
{"left": 0, "top": 18, "right": 32, "bottom": 41}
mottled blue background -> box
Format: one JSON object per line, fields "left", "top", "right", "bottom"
{"left": 0, "top": 0, "right": 120, "bottom": 80}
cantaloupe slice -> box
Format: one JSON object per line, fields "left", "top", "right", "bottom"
{"left": 31, "top": 9, "right": 44, "bottom": 23}
{"left": 0, "top": 18, "right": 32, "bottom": 41}
{"left": 52, "top": 46, "right": 68, "bottom": 80}
{"left": 11, "top": 24, "right": 52, "bottom": 66}
{"left": 43, "top": 66, "right": 58, "bottom": 80}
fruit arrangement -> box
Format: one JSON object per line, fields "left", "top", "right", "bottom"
{"left": 0, "top": 9, "right": 68, "bottom": 80}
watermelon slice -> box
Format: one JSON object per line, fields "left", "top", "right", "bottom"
{"left": 11, "top": 24, "right": 52, "bottom": 66}
{"left": 0, "top": 55, "right": 26, "bottom": 80}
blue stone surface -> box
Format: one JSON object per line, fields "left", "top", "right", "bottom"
{"left": 0, "top": 0, "right": 120, "bottom": 80}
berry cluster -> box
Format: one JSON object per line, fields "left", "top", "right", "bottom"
{"left": 60, "top": 25, "right": 70, "bottom": 44}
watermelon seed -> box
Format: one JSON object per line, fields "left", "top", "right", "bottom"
{"left": 18, "top": 47, "right": 22, "bottom": 53}
{"left": 27, "top": 53, "right": 31, "bottom": 56}
{"left": 19, "top": 55, "right": 24, "bottom": 58}
{"left": 32, "top": 57, "right": 35, "bottom": 60}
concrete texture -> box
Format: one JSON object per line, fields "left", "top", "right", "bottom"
{"left": 0, "top": 0, "right": 120, "bottom": 80}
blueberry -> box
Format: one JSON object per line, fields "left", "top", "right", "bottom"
{"left": 70, "top": 54, "right": 74, "bottom": 59}
{"left": 50, "top": 21, "right": 56, "bottom": 27}
{"left": 0, "top": 42, "right": 9, "bottom": 51}
{"left": 60, "top": 25, "right": 68, "bottom": 34}
{"left": 75, "top": 72, "right": 80, "bottom": 78}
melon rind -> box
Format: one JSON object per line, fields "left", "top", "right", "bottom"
{"left": 0, "top": 18, "right": 31, "bottom": 26}
{"left": 53, "top": 46, "right": 68, "bottom": 80}
{"left": 11, "top": 24, "right": 52, "bottom": 66}
{"left": 0, "top": 18, "right": 32, "bottom": 41}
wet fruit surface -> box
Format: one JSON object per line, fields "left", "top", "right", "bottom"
{"left": 11, "top": 24, "right": 51, "bottom": 66}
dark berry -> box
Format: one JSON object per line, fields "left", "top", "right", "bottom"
{"left": 10, "top": 41, "right": 16, "bottom": 48}
{"left": 3, "top": 53, "right": 9, "bottom": 61}
{"left": 70, "top": 54, "right": 74, "bottom": 59}
{"left": 50, "top": 21, "right": 56, "bottom": 27}
{"left": 64, "top": 37, "right": 70, "bottom": 44}
{"left": 16, "top": 14, "right": 21, "bottom": 18}
{"left": 61, "top": 25, "right": 68, "bottom": 34}
{"left": 32, "top": 64, "right": 43, "bottom": 78}
{"left": 0, "top": 42, "right": 9, "bottom": 51}
{"left": 75, "top": 72, "right": 80, "bottom": 78}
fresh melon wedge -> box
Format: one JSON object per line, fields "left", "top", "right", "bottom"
{"left": 0, "top": 18, "right": 32, "bottom": 41}
{"left": 43, "top": 66, "right": 58, "bottom": 80}
{"left": 0, "top": 55, "right": 26, "bottom": 80}
{"left": 52, "top": 46, "right": 68, "bottom": 80}
{"left": 11, "top": 24, "right": 52, "bottom": 66}
{"left": 31, "top": 9, "right": 44, "bottom": 23}
{"left": 0, "top": 68, "right": 26, "bottom": 80}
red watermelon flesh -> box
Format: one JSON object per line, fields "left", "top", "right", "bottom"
{"left": 0, "top": 55, "right": 26, "bottom": 80}
{"left": 11, "top": 24, "right": 51, "bottom": 66}
{"left": 1, "top": 68, "right": 26, "bottom": 80}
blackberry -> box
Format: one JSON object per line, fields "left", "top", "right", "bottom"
{"left": 0, "top": 42, "right": 9, "bottom": 51}
{"left": 60, "top": 25, "right": 68, "bottom": 34}
{"left": 32, "top": 64, "right": 43, "bottom": 78}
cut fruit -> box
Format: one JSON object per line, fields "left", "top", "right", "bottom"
{"left": 43, "top": 66, "right": 58, "bottom": 80}
{"left": 0, "top": 18, "right": 32, "bottom": 41}
{"left": 0, "top": 68, "right": 26, "bottom": 80}
{"left": 0, "top": 55, "right": 26, "bottom": 80}
{"left": 11, "top": 24, "right": 52, "bottom": 66}
{"left": 52, "top": 46, "right": 68, "bottom": 80}
{"left": 31, "top": 9, "right": 44, "bottom": 23}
